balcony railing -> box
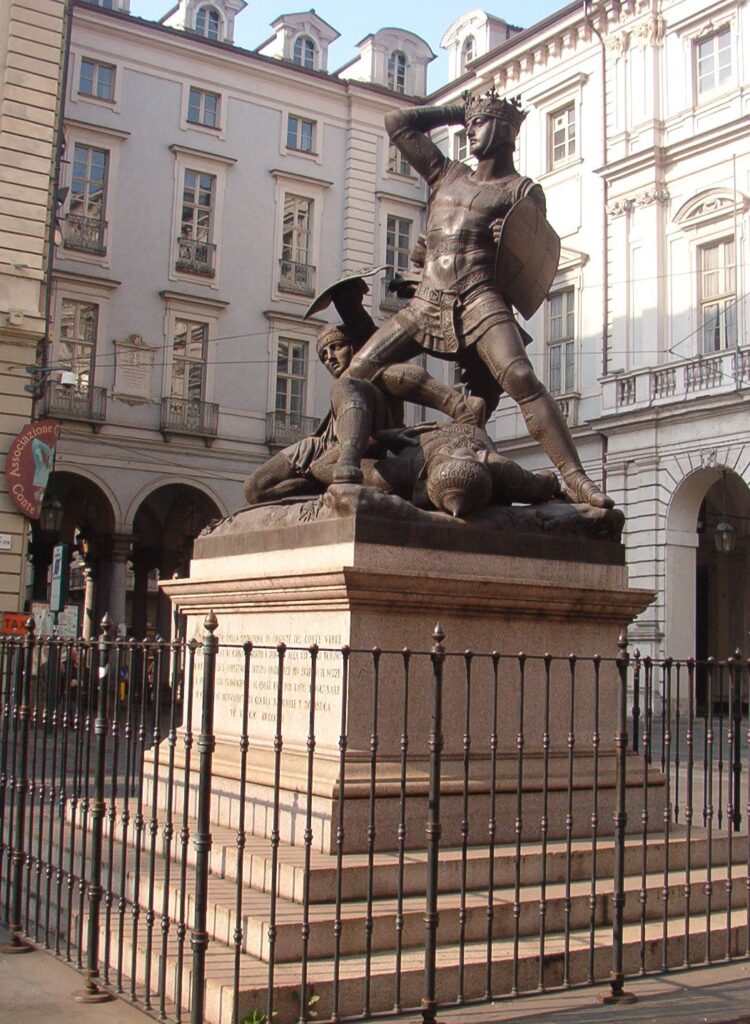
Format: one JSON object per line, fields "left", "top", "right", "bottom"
{"left": 278, "top": 259, "right": 315, "bottom": 297}
{"left": 160, "top": 396, "right": 219, "bottom": 440}
{"left": 554, "top": 392, "right": 580, "bottom": 427}
{"left": 176, "top": 236, "right": 216, "bottom": 277}
{"left": 602, "top": 345, "right": 750, "bottom": 414}
{"left": 63, "top": 214, "right": 107, "bottom": 254}
{"left": 266, "top": 410, "right": 320, "bottom": 447}
{"left": 39, "top": 380, "right": 106, "bottom": 425}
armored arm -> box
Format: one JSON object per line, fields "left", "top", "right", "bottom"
{"left": 385, "top": 102, "right": 465, "bottom": 185}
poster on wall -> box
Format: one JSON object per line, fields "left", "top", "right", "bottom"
{"left": 4, "top": 419, "right": 61, "bottom": 519}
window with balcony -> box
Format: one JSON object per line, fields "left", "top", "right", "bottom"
{"left": 383, "top": 215, "right": 411, "bottom": 309}
{"left": 195, "top": 5, "right": 221, "bottom": 40}
{"left": 187, "top": 87, "right": 220, "bottom": 128}
{"left": 162, "top": 319, "right": 218, "bottom": 438}
{"left": 177, "top": 170, "right": 216, "bottom": 276}
{"left": 79, "top": 58, "right": 115, "bottom": 101}
{"left": 293, "top": 35, "right": 316, "bottom": 69}
{"left": 547, "top": 288, "right": 575, "bottom": 395}
{"left": 454, "top": 130, "right": 468, "bottom": 161}
{"left": 388, "top": 51, "right": 407, "bottom": 94}
{"left": 287, "top": 115, "right": 316, "bottom": 153}
{"left": 387, "top": 144, "right": 411, "bottom": 176}
{"left": 548, "top": 103, "right": 576, "bottom": 170}
{"left": 65, "top": 143, "right": 108, "bottom": 253}
{"left": 700, "top": 237, "right": 736, "bottom": 353}
{"left": 279, "top": 194, "right": 314, "bottom": 295}
{"left": 695, "top": 26, "right": 732, "bottom": 96}
{"left": 275, "top": 340, "right": 307, "bottom": 427}
{"left": 44, "top": 298, "right": 107, "bottom": 424}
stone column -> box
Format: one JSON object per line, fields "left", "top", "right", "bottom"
{"left": 81, "top": 561, "right": 97, "bottom": 641}
{"left": 130, "top": 549, "right": 155, "bottom": 641}
{"left": 101, "top": 534, "right": 133, "bottom": 637}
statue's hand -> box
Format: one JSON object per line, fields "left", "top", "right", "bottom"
{"left": 388, "top": 270, "right": 422, "bottom": 299}
{"left": 490, "top": 218, "right": 504, "bottom": 244}
{"left": 373, "top": 423, "right": 436, "bottom": 453}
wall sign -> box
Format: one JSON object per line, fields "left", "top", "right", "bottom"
{"left": 4, "top": 419, "right": 60, "bottom": 519}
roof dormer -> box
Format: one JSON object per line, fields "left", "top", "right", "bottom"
{"left": 440, "top": 9, "right": 521, "bottom": 81}
{"left": 255, "top": 10, "right": 340, "bottom": 73}
{"left": 160, "top": 0, "right": 248, "bottom": 45}
{"left": 337, "top": 28, "right": 434, "bottom": 98}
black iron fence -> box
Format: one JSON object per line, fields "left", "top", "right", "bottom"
{"left": 1, "top": 616, "right": 749, "bottom": 1024}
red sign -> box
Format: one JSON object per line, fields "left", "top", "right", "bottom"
{"left": 2, "top": 612, "right": 28, "bottom": 636}
{"left": 4, "top": 419, "right": 60, "bottom": 520}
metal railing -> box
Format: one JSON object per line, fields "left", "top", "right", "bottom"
{"left": 63, "top": 215, "right": 107, "bottom": 254}
{"left": 265, "top": 410, "right": 320, "bottom": 447}
{"left": 39, "top": 381, "right": 107, "bottom": 425}
{"left": 160, "top": 396, "right": 219, "bottom": 439}
{"left": 278, "top": 259, "right": 315, "bottom": 296}
{"left": 1, "top": 620, "right": 749, "bottom": 1023}
{"left": 176, "top": 237, "right": 216, "bottom": 277}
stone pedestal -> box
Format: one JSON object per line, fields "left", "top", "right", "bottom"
{"left": 160, "top": 488, "right": 658, "bottom": 853}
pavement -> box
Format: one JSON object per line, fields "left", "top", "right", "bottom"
{"left": 3, "top": 925, "right": 750, "bottom": 1024}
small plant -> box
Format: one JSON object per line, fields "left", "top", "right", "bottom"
{"left": 241, "top": 1012, "right": 272, "bottom": 1024}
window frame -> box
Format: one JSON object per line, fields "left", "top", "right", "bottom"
{"left": 58, "top": 298, "right": 99, "bottom": 391}
{"left": 461, "top": 35, "right": 476, "bottom": 73}
{"left": 546, "top": 287, "right": 576, "bottom": 397}
{"left": 387, "top": 50, "right": 408, "bottom": 94}
{"left": 168, "top": 144, "right": 233, "bottom": 288}
{"left": 187, "top": 86, "right": 221, "bottom": 130}
{"left": 698, "top": 235, "right": 736, "bottom": 353}
{"left": 170, "top": 318, "right": 209, "bottom": 403}
{"left": 286, "top": 114, "right": 317, "bottom": 154}
{"left": 293, "top": 34, "right": 316, "bottom": 69}
{"left": 548, "top": 102, "right": 577, "bottom": 172}
{"left": 694, "top": 23, "right": 733, "bottom": 99}
{"left": 387, "top": 143, "right": 412, "bottom": 178}
{"left": 78, "top": 57, "right": 116, "bottom": 102}
{"left": 194, "top": 5, "right": 222, "bottom": 40}
{"left": 274, "top": 338, "right": 309, "bottom": 422}
{"left": 453, "top": 129, "right": 469, "bottom": 162}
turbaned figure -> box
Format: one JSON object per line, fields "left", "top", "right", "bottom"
{"left": 338, "top": 87, "right": 613, "bottom": 509}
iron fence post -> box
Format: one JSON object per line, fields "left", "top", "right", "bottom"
{"left": 601, "top": 630, "right": 636, "bottom": 1004}
{"left": 420, "top": 624, "right": 445, "bottom": 1024}
{"left": 74, "top": 614, "right": 115, "bottom": 1002}
{"left": 732, "top": 649, "right": 742, "bottom": 832}
{"left": 190, "top": 612, "right": 218, "bottom": 1024}
{"left": 1, "top": 617, "right": 36, "bottom": 954}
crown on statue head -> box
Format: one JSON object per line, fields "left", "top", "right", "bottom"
{"left": 463, "top": 87, "right": 527, "bottom": 133}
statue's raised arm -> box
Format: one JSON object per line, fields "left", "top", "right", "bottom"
{"left": 385, "top": 101, "right": 465, "bottom": 186}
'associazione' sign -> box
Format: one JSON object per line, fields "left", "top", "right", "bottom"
{"left": 4, "top": 419, "right": 60, "bottom": 519}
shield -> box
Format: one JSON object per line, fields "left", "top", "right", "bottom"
{"left": 304, "top": 265, "right": 388, "bottom": 319}
{"left": 495, "top": 197, "right": 561, "bottom": 320}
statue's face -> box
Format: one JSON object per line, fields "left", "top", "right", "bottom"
{"left": 467, "top": 115, "right": 515, "bottom": 157}
{"left": 319, "top": 340, "right": 353, "bottom": 378}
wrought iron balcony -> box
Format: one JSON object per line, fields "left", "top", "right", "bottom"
{"left": 176, "top": 236, "right": 216, "bottom": 277}
{"left": 266, "top": 410, "right": 319, "bottom": 447}
{"left": 278, "top": 259, "right": 315, "bottom": 297}
{"left": 160, "top": 396, "right": 219, "bottom": 440}
{"left": 39, "top": 380, "right": 106, "bottom": 425}
{"left": 63, "top": 214, "right": 107, "bottom": 254}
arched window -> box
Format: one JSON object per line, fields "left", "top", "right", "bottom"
{"left": 387, "top": 50, "right": 407, "bottom": 94}
{"left": 293, "top": 35, "right": 316, "bottom": 69}
{"left": 195, "top": 5, "right": 221, "bottom": 41}
{"left": 461, "top": 35, "right": 476, "bottom": 72}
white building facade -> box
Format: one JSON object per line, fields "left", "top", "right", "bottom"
{"left": 435, "top": 0, "right": 750, "bottom": 676}
{"left": 43, "top": 0, "right": 431, "bottom": 636}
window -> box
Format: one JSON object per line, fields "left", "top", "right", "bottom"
{"left": 287, "top": 115, "right": 316, "bottom": 153}
{"left": 275, "top": 340, "right": 307, "bottom": 422}
{"left": 454, "top": 130, "right": 468, "bottom": 161}
{"left": 79, "top": 58, "right": 115, "bottom": 101}
{"left": 187, "top": 87, "right": 220, "bottom": 128}
{"left": 383, "top": 215, "right": 412, "bottom": 306}
{"left": 66, "top": 143, "right": 108, "bottom": 252}
{"left": 700, "top": 238, "right": 736, "bottom": 352}
{"left": 171, "top": 320, "right": 208, "bottom": 401}
{"left": 177, "top": 170, "right": 216, "bottom": 275}
{"left": 280, "top": 194, "right": 314, "bottom": 295}
{"left": 461, "top": 35, "right": 476, "bottom": 72}
{"left": 696, "top": 26, "right": 732, "bottom": 96}
{"left": 195, "top": 5, "right": 220, "bottom": 40}
{"left": 549, "top": 103, "right": 576, "bottom": 169}
{"left": 388, "top": 51, "right": 407, "bottom": 94}
{"left": 59, "top": 300, "right": 98, "bottom": 389}
{"left": 387, "top": 144, "right": 411, "bottom": 176}
{"left": 547, "top": 288, "right": 575, "bottom": 395}
{"left": 293, "top": 35, "right": 316, "bottom": 69}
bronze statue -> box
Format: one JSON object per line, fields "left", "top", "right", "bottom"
{"left": 334, "top": 88, "right": 613, "bottom": 510}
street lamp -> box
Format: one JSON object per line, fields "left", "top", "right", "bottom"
{"left": 714, "top": 470, "right": 737, "bottom": 555}
{"left": 39, "top": 496, "right": 63, "bottom": 536}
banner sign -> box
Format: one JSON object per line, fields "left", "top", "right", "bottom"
{"left": 4, "top": 419, "right": 60, "bottom": 519}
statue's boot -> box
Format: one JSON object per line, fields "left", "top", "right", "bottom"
{"left": 331, "top": 398, "right": 371, "bottom": 484}
{"left": 380, "top": 364, "right": 486, "bottom": 425}
{"left": 517, "top": 390, "right": 614, "bottom": 509}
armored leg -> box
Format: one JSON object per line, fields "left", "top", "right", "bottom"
{"left": 475, "top": 327, "right": 613, "bottom": 508}
{"left": 380, "top": 363, "right": 486, "bottom": 425}
{"left": 347, "top": 313, "right": 423, "bottom": 381}
{"left": 243, "top": 450, "right": 321, "bottom": 505}
{"left": 329, "top": 378, "right": 379, "bottom": 483}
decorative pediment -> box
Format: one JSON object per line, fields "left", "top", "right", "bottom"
{"left": 674, "top": 189, "right": 747, "bottom": 226}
